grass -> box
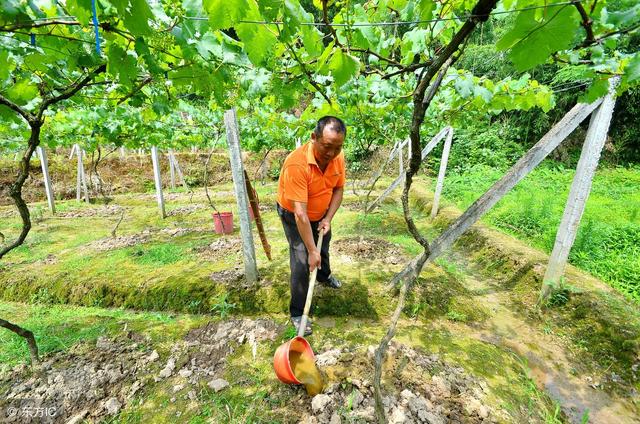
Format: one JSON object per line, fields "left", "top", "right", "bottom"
{"left": 0, "top": 301, "right": 196, "bottom": 368}
{"left": 441, "top": 162, "right": 640, "bottom": 302}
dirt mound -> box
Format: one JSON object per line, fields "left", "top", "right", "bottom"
{"left": 89, "top": 231, "right": 153, "bottom": 251}
{"left": 0, "top": 208, "right": 16, "bottom": 218}
{"left": 88, "top": 227, "right": 203, "bottom": 251}
{"left": 0, "top": 336, "right": 156, "bottom": 423}
{"left": 301, "top": 341, "right": 495, "bottom": 423}
{"left": 197, "top": 236, "right": 242, "bottom": 262}
{"left": 57, "top": 205, "right": 127, "bottom": 218}
{"left": 342, "top": 199, "right": 367, "bottom": 212}
{"left": 166, "top": 204, "right": 206, "bottom": 216}
{"left": 210, "top": 268, "right": 244, "bottom": 284}
{"left": 333, "top": 237, "right": 406, "bottom": 265}
{"left": 150, "top": 319, "right": 283, "bottom": 403}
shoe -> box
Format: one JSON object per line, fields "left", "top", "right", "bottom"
{"left": 291, "top": 316, "right": 312, "bottom": 336}
{"left": 320, "top": 274, "right": 342, "bottom": 289}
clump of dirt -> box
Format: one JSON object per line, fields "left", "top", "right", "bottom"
{"left": 0, "top": 335, "right": 157, "bottom": 423}
{"left": 196, "top": 237, "right": 242, "bottom": 261}
{"left": 89, "top": 227, "right": 204, "bottom": 251}
{"left": 89, "top": 231, "right": 154, "bottom": 251}
{"left": 0, "top": 208, "right": 16, "bottom": 219}
{"left": 342, "top": 199, "right": 367, "bottom": 212}
{"left": 37, "top": 254, "right": 57, "bottom": 265}
{"left": 57, "top": 205, "right": 127, "bottom": 218}
{"left": 333, "top": 237, "right": 406, "bottom": 265}
{"left": 151, "top": 319, "right": 283, "bottom": 401}
{"left": 166, "top": 204, "right": 206, "bottom": 216}
{"left": 210, "top": 268, "right": 244, "bottom": 285}
{"left": 299, "top": 341, "right": 496, "bottom": 424}
{"left": 158, "top": 227, "right": 202, "bottom": 238}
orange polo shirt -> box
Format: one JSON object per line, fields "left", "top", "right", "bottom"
{"left": 277, "top": 142, "right": 346, "bottom": 221}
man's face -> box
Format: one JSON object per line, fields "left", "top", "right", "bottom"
{"left": 311, "top": 127, "right": 345, "bottom": 166}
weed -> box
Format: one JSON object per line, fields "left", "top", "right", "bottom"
{"left": 446, "top": 310, "right": 468, "bottom": 322}
{"left": 209, "top": 293, "right": 236, "bottom": 318}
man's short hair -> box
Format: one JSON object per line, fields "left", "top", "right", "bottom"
{"left": 314, "top": 116, "right": 347, "bottom": 138}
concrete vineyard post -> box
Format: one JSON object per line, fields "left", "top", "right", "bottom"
{"left": 430, "top": 127, "right": 453, "bottom": 219}
{"left": 392, "top": 99, "right": 605, "bottom": 286}
{"left": 151, "top": 146, "right": 166, "bottom": 219}
{"left": 542, "top": 78, "right": 618, "bottom": 299}
{"left": 224, "top": 108, "right": 258, "bottom": 284}
{"left": 367, "top": 128, "right": 449, "bottom": 213}
{"left": 36, "top": 146, "right": 55, "bottom": 214}
{"left": 168, "top": 149, "right": 176, "bottom": 190}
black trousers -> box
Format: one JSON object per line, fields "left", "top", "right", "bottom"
{"left": 277, "top": 203, "right": 332, "bottom": 317}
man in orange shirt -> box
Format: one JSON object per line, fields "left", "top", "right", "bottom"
{"left": 276, "top": 116, "right": 346, "bottom": 336}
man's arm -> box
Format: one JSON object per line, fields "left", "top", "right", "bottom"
{"left": 318, "top": 186, "right": 344, "bottom": 234}
{"left": 292, "top": 201, "right": 322, "bottom": 272}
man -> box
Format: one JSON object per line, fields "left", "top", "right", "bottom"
{"left": 276, "top": 116, "right": 346, "bottom": 336}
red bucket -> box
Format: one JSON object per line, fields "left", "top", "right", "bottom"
{"left": 273, "top": 336, "right": 315, "bottom": 384}
{"left": 213, "top": 212, "right": 233, "bottom": 234}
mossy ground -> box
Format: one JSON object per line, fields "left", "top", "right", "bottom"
{"left": 1, "top": 173, "right": 639, "bottom": 422}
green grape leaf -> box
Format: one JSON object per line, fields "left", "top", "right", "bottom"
{"left": 258, "top": 0, "right": 283, "bottom": 20}
{"left": 134, "top": 38, "right": 163, "bottom": 74}
{"left": 623, "top": 53, "right": 640, "bottom": 84}
{"left": 0, "top": 50, "right": 15, "bottom": 82}
{"left": 203, "top": 0, "right": 249, "bottom": 30}
{"left": 581, "top": 77, "right": 610, "bottom": 103}
{"left": 195, "top": 32, "right": 221, "bottom": 60}
{"left": 6, "top": 78, "right": 38, "bottom": 106}
{"left": 65, "top": 0, "right": 93, "bottom": 26}
{"left": 316, "top": 42, "right": 335, "bottom": 73}
{"left": 454, "top": 77, "right": 474, "bottom": 97}
{"left": 282, "top": 0, "right": 323, "bottom": 56}
{"left": 0, "top": 0, "right": 31, "bottom": 26}
{"left": 401, "top": 29, "right": 428, "bottom": 64}
{"left": 607, "top": 4, "right": 640, "bottom": 27}
{"left": 236, "top": 1, "right": 277, "bottom": 65}
{"left": 328, "top": 50, "right": 359, "bottom": 87}
{"left": 301, "top": 25, "right": 323, "bottom": 57}
{"left": 124, "top": 0, "right": 155, "bottom": 36}
{"left": 497, "top": 6, "right": 580, "bottom": 71}
{"left": 107, "top": 45, "right": 138, "bottom": 88}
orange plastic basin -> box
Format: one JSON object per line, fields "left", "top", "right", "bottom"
{"left": 273, "top": 336, "right": 315, "bottom": 384}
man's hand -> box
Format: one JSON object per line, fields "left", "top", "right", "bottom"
{"left": 318, "top": 218, "right": 331, "bottom": 235}
{"left": 308, "top": 249, "right": 321, "bottom": 272}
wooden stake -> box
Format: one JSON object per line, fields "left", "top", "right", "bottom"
{"left": 542, "top": 78, "right": 618, "bottom": 297}
{"left": 244, "top": 170, "right": 272, "bottom": 260}
{"left": 36, "top": 146, "right": 55, "bottom": 214}
{"left": 151, "top": 146, "right": 166, "bottom": 218}
{"left": 224, "top": 108, "right": 258, "bottom": 284}
{"left": 430, "top": 127, "right": 453, "bottom": 219}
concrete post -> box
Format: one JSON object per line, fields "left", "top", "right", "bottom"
{"left": 151, "top": 146, "right": 166, "bottom": 218}
{"left": 542, "top": 78, "right": 618, "bottom": 297}
{"left": 430, "top": 127, "right": 453, "bottom": 219}
{"left": 224, "top": 108, "right": 258, "bottom": 284}
{"left": 36, "top": 146, "right": 55, "bottom": 214}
